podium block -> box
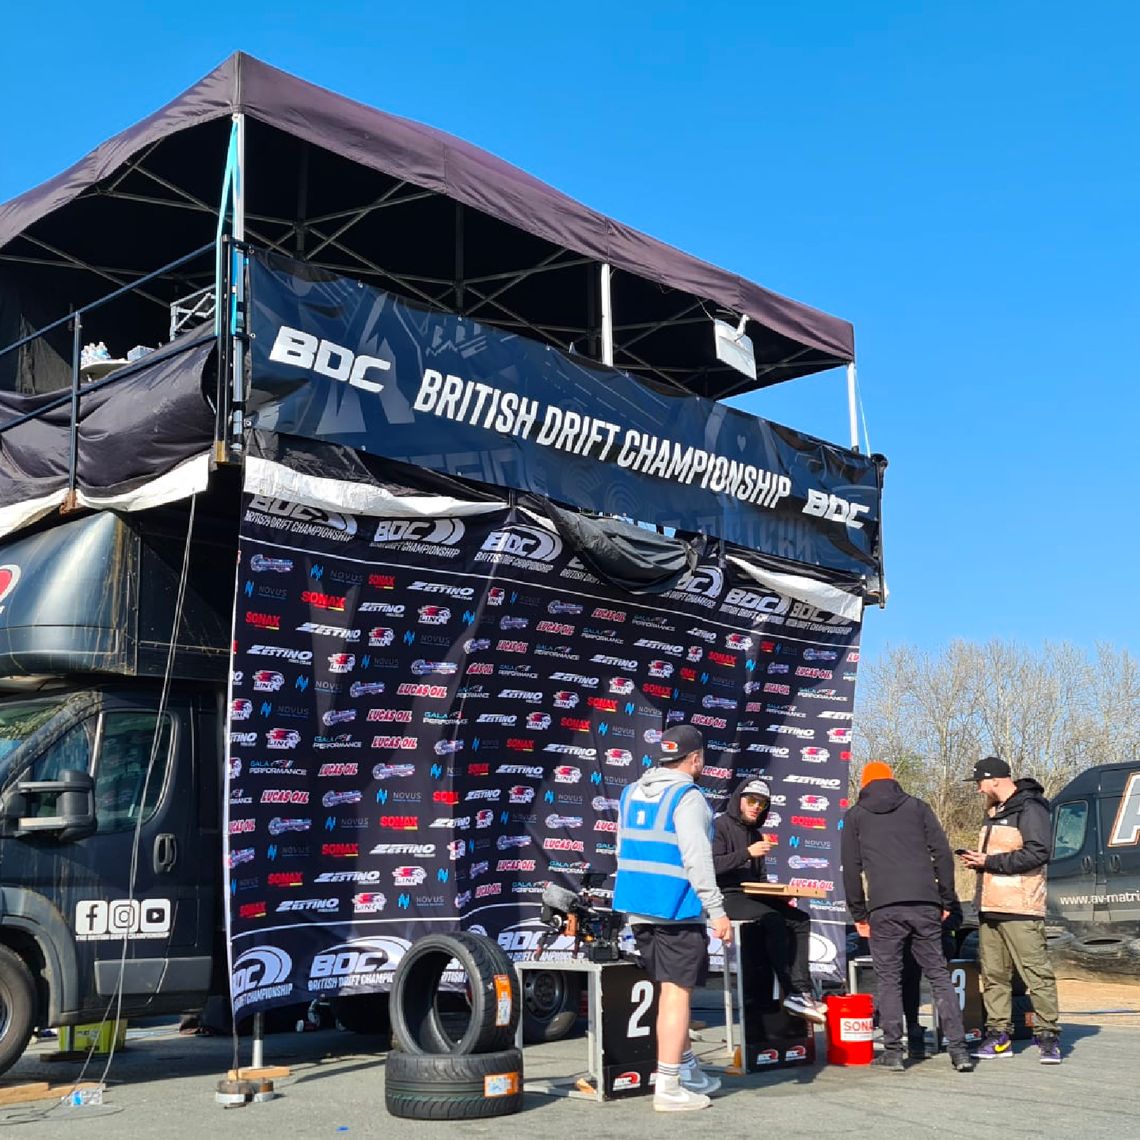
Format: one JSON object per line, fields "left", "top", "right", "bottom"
{"left": 725, "top": 920, "right": 815, "bottom": 1071}
{"left": 515, "top": 958, "right": 660, "bottom": 1101}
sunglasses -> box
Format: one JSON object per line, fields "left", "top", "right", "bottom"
{"left": 742, "top": 794, "right": 768, "bottom": 806}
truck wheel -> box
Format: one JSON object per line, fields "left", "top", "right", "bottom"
{"left": 334, "top": 993, "right": 391, "bottom": 1038}
{"left": 0, "top": 946, "right": 36, "bottom": 1077}
{"left": 384, "top": 1047, "right": 523, "bottom": 1120}
{"left": 522, "top": 970, "right": 582, "bottom": 1043}
{"left": 390, "top": 932, "right": 519, "bottom": 1055}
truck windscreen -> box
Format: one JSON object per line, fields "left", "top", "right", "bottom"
{"left": 0, "top": 695, "right": 91, "bottom": 786}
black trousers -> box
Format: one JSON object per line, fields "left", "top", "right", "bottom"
{"left": 869, "top": 904, "right": 966, "bottom": 1052}
{"left": 901, "top": 923, "right": 956, "bottom": 1032}
{"left": 723, "top": 891, "right": 812, "bottom": 994}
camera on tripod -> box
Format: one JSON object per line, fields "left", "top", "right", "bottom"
{"left": 537, "top": 871, "right": 626, "bottom": 963}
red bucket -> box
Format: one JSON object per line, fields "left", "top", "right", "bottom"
{"left": 825, "top": 993, "right": 875, "bottom": 1065}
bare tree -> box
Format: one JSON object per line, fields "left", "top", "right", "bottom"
{"left": 852, "top": 639, "right": 1140, "bottom": 853}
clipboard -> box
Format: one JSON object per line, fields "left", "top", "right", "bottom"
{"left": 740, "top": 881, "right": 829, "bottom": 900}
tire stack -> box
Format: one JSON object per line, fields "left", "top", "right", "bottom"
{"left": 385, "top": 932, "right": 524, "bottom": 1120}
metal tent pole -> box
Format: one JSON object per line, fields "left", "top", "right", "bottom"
{"left": 846, "top": 362, "right": 860, "bottom": 452}
{"left": 250, "top": 1011, "right": 264, "bottom": 1070}
{"left": 230, "top": 113, "right": 247, "bottom": 455}
{"left": 600, "top": 263, "right": 614, "bottom": 366}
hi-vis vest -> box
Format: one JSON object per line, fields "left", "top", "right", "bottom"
{"left": 613, "top": 780, "right": 709, "bottom": 921}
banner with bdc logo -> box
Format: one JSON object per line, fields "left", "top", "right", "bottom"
{"left": 226, "top": 489, "right": 861, "bottom": 1015}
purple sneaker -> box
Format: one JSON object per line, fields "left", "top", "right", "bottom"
{"left": 971, "top": 1031, "right": 1013, "bottom": 1060}
{"left": 1035, "top": 1034, "right": 1062, "bottom": 1064}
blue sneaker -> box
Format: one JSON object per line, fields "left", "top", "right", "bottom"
{"left": 971, "top": 1031, "right": 1013, "bottom": 1060}
{"left": 1035, "top": 1034, "right": 1062, "bottom": 1064}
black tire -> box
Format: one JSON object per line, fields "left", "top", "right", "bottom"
{"left": 1044, "top": 930, "right": 1075, "bottom": 954}
{"left": 334, "top": 993, "right": 391, "bottom": 1038}
{"left": 1069, "top": 935, "right": 1130, "bottom": 961}
{"left": 0, "top": 945, "right": 36, "bottom": 1078}
{"left": 390, "top": 932, "right": 520, "bottom": 1055}
{"left": 384, "top": 1047, "right": 524, "bottom": 1120}
{"left": 522, "top": 970, "right": 582, "bottom": 1044}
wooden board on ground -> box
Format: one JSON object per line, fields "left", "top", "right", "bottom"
{"left": 741, "top": 881, "right": 828, "bottom": 899}
{"left": 228, "top": 1066, "right": 291, "bottom": 1080}
{"left": 0, "top": 1081, "right": 101, "bottom": 1106}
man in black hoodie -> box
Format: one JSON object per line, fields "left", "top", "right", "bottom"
{"left": 841, "top": 762, "right": 974, "bottom": 1073}
{"left": 712, "top": 777, "right": 825, "bottom": 1024}
{"left": 959, "top": 757, "right": 1061, "bottom": 1064}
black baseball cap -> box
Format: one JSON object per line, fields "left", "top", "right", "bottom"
{"left": 741, "top": 779, "right": 771, "bottom": 800}
{"left": 658, "top": 724, "right": 705, "bottom": 762}
{"left": 966, "top": 756, "right": 1011, "bottom": 781}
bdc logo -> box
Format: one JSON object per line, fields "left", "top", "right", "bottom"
{"left": 75, "top": 898, "right": 172, "bottom": 940}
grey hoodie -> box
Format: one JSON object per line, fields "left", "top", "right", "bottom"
{"left": 619, "top": 766, "right": 726, "bottom": 924}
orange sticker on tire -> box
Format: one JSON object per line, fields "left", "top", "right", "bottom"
{"left": 493, "top": 973, "right": 513, "bottom": 1027}
{"left": 484, "top": 1071, "right": 520, "bottom": 1098}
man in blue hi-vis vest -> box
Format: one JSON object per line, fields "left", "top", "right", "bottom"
{"left": 614, "top": 724, "right": 732, "bottom": 1112}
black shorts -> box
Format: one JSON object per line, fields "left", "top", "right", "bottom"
{"left": 633, "top": 923, "right": 709, "bottom": 989}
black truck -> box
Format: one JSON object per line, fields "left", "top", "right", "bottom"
{"left": 1046, "top": 762, "right": 1140, "bottom": 976}
{"left": 0, "top": 504, "right": 233, "bottom": 1072}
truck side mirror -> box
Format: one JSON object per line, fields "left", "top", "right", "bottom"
{"left": 13, "top": 769, "right": 97, "bottom": 842}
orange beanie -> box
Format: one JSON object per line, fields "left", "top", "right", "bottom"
{"left": 860, "top": 761, "right": 894, "bottom": 789}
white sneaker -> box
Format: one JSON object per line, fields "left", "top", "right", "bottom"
{"left": 654, "top": 1084, "right": 712, "bottom": 1112}
{"left": 783, "top": 992, "right": 827, "bottom": 1025}
{"left": 680, "top": 1065, "right": 722, "bottom": 1095}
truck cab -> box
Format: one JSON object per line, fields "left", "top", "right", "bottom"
{"left": 1047, "top": 762, "right": 1140, "bottom": 973}
{"left": 0, "top": 506, "right": 233, "bottom": 1071}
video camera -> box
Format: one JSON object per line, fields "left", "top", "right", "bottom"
{"left": 536, "top": 871, "right": 626, "bottom": 964}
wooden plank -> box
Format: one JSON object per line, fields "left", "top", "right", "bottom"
{"left": 740, "top": 881, "right": 828, "bottom": 899}
{"left": 227, "top": 1066, "right": 291, "bottom": 1081}
{"left": 0, "top": 1081, "right": 99, "bottom": 1106}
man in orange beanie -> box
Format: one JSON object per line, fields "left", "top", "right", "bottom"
{"left": 842, "top": 763, "right": 973, "bottom": 1073}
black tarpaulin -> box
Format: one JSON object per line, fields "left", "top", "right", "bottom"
{"left": 0, "top": 334, "right": 215, "bottom": 536}
{"left": 0, "top": 53, "right": 853, "bottom": 399}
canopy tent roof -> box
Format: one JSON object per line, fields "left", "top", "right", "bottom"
{"left": 0, "top": 52, "right": 853, "bottom": 399}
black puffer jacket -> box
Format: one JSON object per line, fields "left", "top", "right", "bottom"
{"left": 712, "top": 778, "right": 770, "bottom": 890}
{"left": 841, "top": 778, "right": 957, "bottom": 923}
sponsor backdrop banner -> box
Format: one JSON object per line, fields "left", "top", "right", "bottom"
{"left": 248, "top": 252, "right": 881, "bottom": 580}
{"left": 226, "top": 494, "right": 860, "bottom": 1016}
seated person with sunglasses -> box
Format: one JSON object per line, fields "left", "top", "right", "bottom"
{"left": 711, "top": 778, "right": 826, "bottom": 1024}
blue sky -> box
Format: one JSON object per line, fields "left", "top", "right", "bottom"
{"left": 1, "top": 1, "right": 1136, "bottom": 665}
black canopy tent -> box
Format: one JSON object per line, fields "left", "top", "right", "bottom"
{"left": 0, "top": 52, "right": 854, "bottom": 400}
